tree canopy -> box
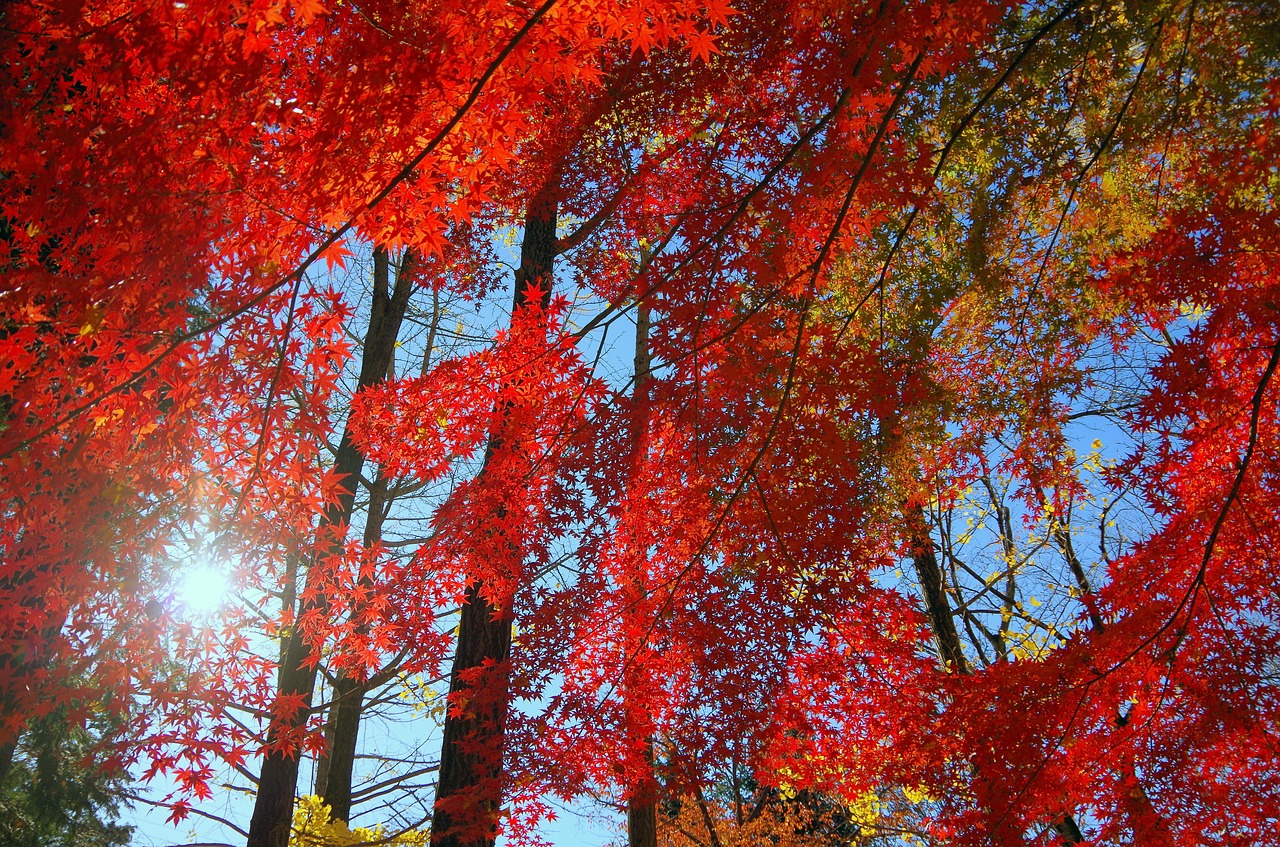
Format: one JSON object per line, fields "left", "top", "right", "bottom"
{"left": 2, "top": 0, "right": 1278, "bottom": 845}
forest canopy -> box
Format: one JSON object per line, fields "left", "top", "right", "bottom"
{"left": 1, "top": 0, "right": 1278, "bottom": 845}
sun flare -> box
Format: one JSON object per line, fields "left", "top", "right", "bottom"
{"left": 178, "top": 565, "right": 230, "bottom": 616}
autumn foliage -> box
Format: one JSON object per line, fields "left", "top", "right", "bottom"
{"left": 2, "top": 0, "right": 1279, "bottom": 845}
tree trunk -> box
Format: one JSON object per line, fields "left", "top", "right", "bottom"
{"left": 315, "top": 676, "right": 365, "bottom": 823}
{"left": 625, "top": 301, "right": 658, "bottom": 847}
{"left": 316, "top": 468, "right": 393, "bottom": 824}
{"left": 247, "top": 247, "right": 415, "bottom": 847}
{"left": 906, "top": 503, "right": 968, "bottom": 675}
{"left": 429, "top": 177, "right": 560, "bottom": 847}
{"left": 627, "top": 741, "right": 658, "bottom": 847}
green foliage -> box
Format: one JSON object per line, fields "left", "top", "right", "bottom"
{"left": 0, "top": 709, "right": 133, "bottom": 847}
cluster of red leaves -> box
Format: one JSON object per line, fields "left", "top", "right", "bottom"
{"left": 3, "top": 0, "right": 1279, "bottom": 843}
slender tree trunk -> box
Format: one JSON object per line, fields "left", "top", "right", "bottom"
{"left": 906, "top": 503, "right": 969, "bottom": 676}
{"left": 315, "top": 676, "right": 365, "bottom": 822}
{"left": 247, "top": 247, "right": 415, "bottom": 847}
{"left": 429, "top": 177, "right": 560, "bottom": 847}
{"left": 625, "top": 301, "right": 658, "bottom": 847}
{"left": 315, "top": 468, "right": 392, "bottom": 823}
{"left": 1052, "top": 813, "right": 1086, "bottom": 844}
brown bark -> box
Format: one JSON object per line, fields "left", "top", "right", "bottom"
{"left": 429, "top": 177, "right": 560, "bottom": 847}
{"left": 246, "top": 247, "right": 415, "bottom": 847}
{"left": 628, "top": 799, "right": 658, "bottom": 847}
{"left": 906, "top": 503, "right": 969, "bottom": 676}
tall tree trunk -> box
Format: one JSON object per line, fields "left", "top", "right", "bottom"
{"left": 625, "top": 301, "right": 658, "bottom": 847}
{"left": 315, "top": 468, "right": 392, "bottom": 824}
{"left": 314, "top": 676, "right": 364, "bottom": 822}
{"left": 429, "top": 177, "right": 560, "bottom": 847}
{"left": 247, "top": 247, "right": 414, "bottom": 847}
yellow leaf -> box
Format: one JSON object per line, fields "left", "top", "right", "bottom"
{"left": 80, "top": 303, "right": 106, "bottom": 336}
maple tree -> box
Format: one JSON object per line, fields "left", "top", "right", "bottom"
{"left": 2, "top": 0, "right": 1279, "bottom": 845}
